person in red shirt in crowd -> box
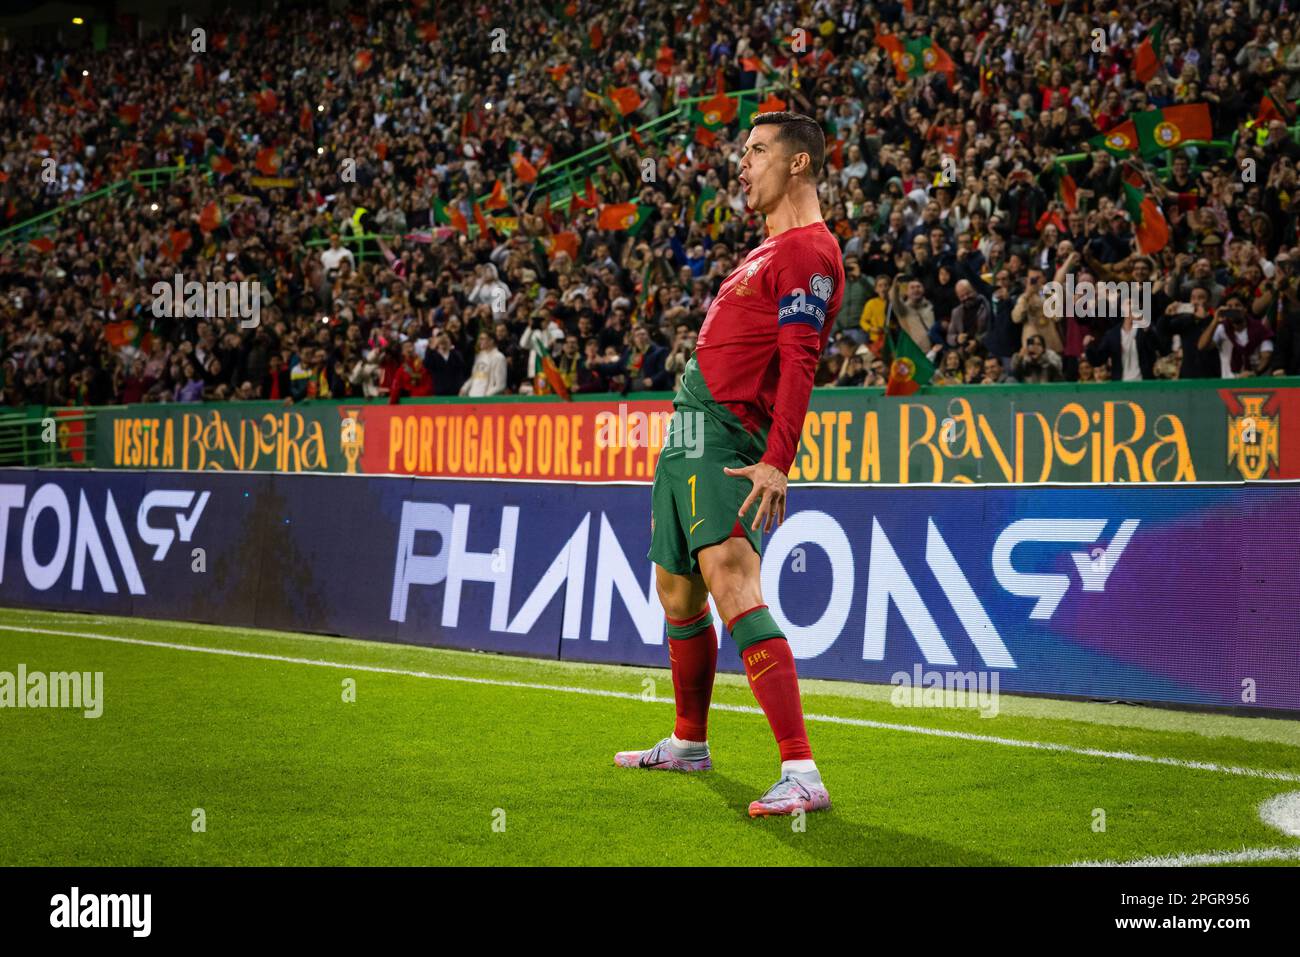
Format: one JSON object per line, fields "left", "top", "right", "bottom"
{"left": 261, "top": 354, "right": 290, "bottom": 401}
{"left": 388, "top": 340, "right": 434, "bottom": 404}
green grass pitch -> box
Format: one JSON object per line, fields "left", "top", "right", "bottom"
{"left": 2, "top": 607, "right": 1299, "bottom": 867}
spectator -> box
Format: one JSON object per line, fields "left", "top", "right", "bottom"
{"left": 390, "top": 341, "right": 435, "bottom": 403}
{"left": 426, "top": 331, "right": 468, "bottom": 396}
{"left": 1199, "top": 295, "right": 1275, "bottom": 378}
{"left": 460, "top": 332, "right": 508, "bottom": 397}
{"left": 1011, "top": 334, "right": 1064, "bottom": 383}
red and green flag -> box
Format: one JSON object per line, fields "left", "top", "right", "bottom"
{"left": 472, "top": 200, "right": 490, "bottom": 237}
{"left": 692, "top": 90, "right": 737, "bottom": 128}
{"left": 198, "top": 201, "right": 224, "bottom": 234}
{"left": 163, "top": 228, "right": 193, "bottom": 261}
{"left": 882, "top": 35, "right": 956, "bottom": 87}
{"left": 434, "top": 197, "right": 468, "bottom": 234}
{"left": 1132, "top": 103, "right": 1213, "bottom": 155}
{"left": 693, "top": 186, "right": 718, "bottom": 223}
{"left": 485, "top": 179, "right": 510, "bottom": 211}
{"left": 114, "top": 104, "right": 142, "bottom": 127}
{"left": 1059, "top": 171, "right": 1078, "bottom": 212}
{"left": 254, "top": 147, "right": 281, "bottom": 176}
{"left": 597, "top": 202, "right": 651, "bottom": 234}
{"left": 544, "top": 231, "right": 579, "bottom": 260}
{"left": 253, "top": 89, "right": 278, "bottom": 115}
{"left": 1122, "top": 173, "right": 1170, "bottom": 254}
{"left": 874, "top": 26, "right": 904, "bottom": 72}
{"left": 885, "top": 332, "right": 935, "bottom": 396}
{"left": 511, "top": 152, "right": 538, "bottom": 183}
{"left": 1252, "top": 91, "right": 1292, "bottom": 127}
{"left": 1089, "top": 119, "right": 1139, "bottom": 156}
{"left": 605, "top": 86, "right": 642, "bottom": 117}
{"left": 1133, "top": 23, "right": 1165, "bottom": 84}
{"left": 571, "top": 176, "right": 600, "bottom": 210}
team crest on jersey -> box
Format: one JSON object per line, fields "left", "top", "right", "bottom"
{"left": 744, "top": 254, "right": 771, "bottom": 281}
{"left": 730, "top": 254, "right": 770, "bottom": 298}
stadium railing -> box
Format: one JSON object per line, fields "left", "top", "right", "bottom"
{"left": 0, "top": 408, "right": 96, "bottom": 467}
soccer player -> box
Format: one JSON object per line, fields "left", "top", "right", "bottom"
{"left": 615, "top": 113, "right": 845, "bottom": 817}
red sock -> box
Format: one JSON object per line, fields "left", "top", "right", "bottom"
{"left": 667, "top": 616, "right": 717, "bottom": 742}
{"left": 741, "top": 637, "right": 813, "bottom": 762}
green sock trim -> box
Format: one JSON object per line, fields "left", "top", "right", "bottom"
{"left": 728, "top": 607, "right": 783, "bottom": 653}
{"left": 666, "top": 609, "right": 714, "bottom": 641}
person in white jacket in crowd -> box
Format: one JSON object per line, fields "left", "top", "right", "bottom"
{"left": 460, "top": 331, "right": 508, "bottom": 397}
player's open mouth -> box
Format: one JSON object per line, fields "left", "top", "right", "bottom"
{"left": 739, "top": 176, "right": 750, "bottom": 191}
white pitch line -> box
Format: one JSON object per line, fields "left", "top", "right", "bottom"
{"left": 1066, "top": 790, "right": 1300, "bottom": 866}
{"left": 4, "top": 624, "right": 1300, "bottom": 784}
{"left": 1259, "top": 790, "right": 1300, "bottom": 838}
{"left": 1068, "top": 846, "right": 1300, "bottom": 867}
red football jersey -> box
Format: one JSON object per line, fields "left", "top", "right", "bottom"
{"left": 694, "top": 221, "right": 845, "bottom": 473}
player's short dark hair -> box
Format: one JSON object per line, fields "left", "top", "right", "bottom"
{"left": 751, "top": 111, "right": 825, "bottom": 177}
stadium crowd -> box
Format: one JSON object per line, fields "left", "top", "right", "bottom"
{"left": 2, "top": 0, "right": 1300, "bottom": 407}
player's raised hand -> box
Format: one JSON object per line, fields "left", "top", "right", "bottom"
{"left": 724, "top": 461, "right": 787, "bottom": 534}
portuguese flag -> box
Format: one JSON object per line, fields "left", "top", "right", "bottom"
{"left": 471, "top": 200, "right": 490, "bottom": 237}
{"left": 884, "top": 332, "right": 935, "bottom": 396}
{"left": 892, "top": 37, "right": 956, "bottom": 87}
{"left": 1122, "top": 174, "right": 1170, "bottom": 254}
{"left": 597, "top": 202, "right": 651, "bottom": 234}
{"left": 544, "top": 231, "right": 579, "bottom": 260}
{"left": 874, "top": 26, "right": 904, "bottom": 75}
{"left": 693, "top": 185, "right": 718, "bottom": 223}
{"left": 1089, "top": 119, "right": 1138, "bottom": 156}
{"left": 1133, "top": 103, "right": 1213, "bottom": 156}
{"left": 570, "top": 176, "right": 600, "bottom": 210}
{"left": 692, "top": 90, "right": 737, "bottom": 128}
{"left": 1133, "top": 23, "right": 1165, "bottom": 84}
{"left": 605, "top": 86, "right": 642, "bottom": 116}
{"left": 1059, "top": 171, "right": 1078, "bottom": 212}
{"left": 254, "top": 147, "right": 281, "bottom": 176}
{"left": 198, "top": 201, "right": 224, "bottom": 234}
{"left": 114, "top": 104, "right": 142, "bottom": 127}
{"left": 655, "top": 45, "right": 676, "bottom": 76}
{"left": 1253, "top": 91, "right": 1291, "bottom": 127}
{"left": 540, "top": 355, "right": 572, "bottom": 400}
{"left": 253, "top": 89, "right": 278, "bottom": 116}
{"left": 433, "top": 197, "right": 468, "bottom": 234}
{"left": 511, "top": 152, "right": 538, "bottom": 183}
{"left": 485, "top": 179, "right": 509, "bottom": 211}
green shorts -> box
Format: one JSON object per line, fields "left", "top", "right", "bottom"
{"left": 647, "top": 366, "right": 768, "bottom": 576}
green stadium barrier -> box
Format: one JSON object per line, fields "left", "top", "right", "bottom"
{"left": 76, "top": 376, "right": 1300, "bottom": 484}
